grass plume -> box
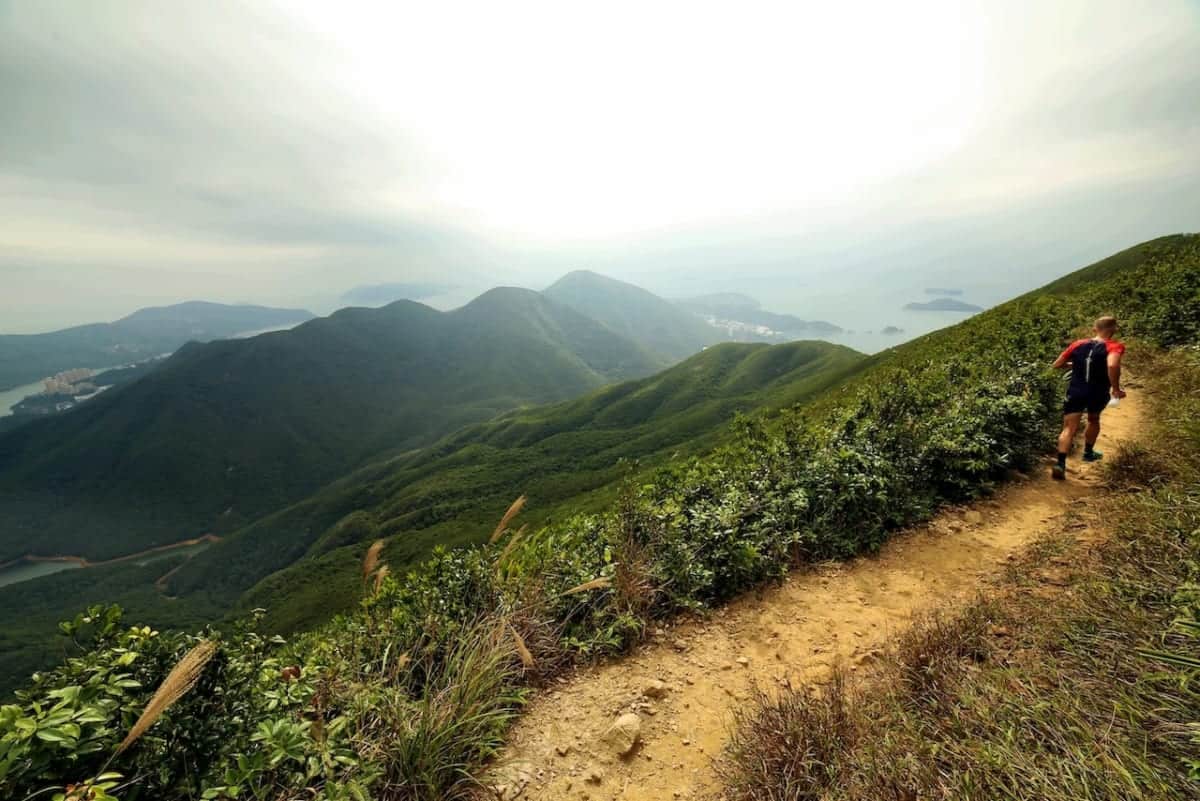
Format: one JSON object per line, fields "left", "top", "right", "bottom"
{"left": 489, "top": 495, "right": 527, "bottom": 544}
{"left": 509, "top": 624, "right": 535, "bottom": 669}
{"left": 117, "top": 640, "right": 218, "bottom": 754}
{"left": 373, "top": 565, "right": 391, "bottom": 594}
{"left": 362, "top": 539, "right": 385, "bottom": 583}
{"left": 561, "top": 576, "right": 613, "bottom": 596}
{"left": 498, "top": 523, "right": 528, "bottom": 565}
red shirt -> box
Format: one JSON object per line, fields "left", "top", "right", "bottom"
{"left": 1058, "top": 338, "right": 1125, "bottom": 362}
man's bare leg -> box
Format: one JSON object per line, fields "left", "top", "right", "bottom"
{"left": 1083, "top": 413, "right": 1103, "bottom": 461}
{"left": 1053, "top": 413, "right": 1082, "bottom": 479}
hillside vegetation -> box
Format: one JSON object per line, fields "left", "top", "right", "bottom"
{"left": 0, "top": 340, "right": 863, "bottom": 694}
{"left": 2, "top": 234, "right": 1197, "bottom": 801}
{"left": 0, "top": 301, "right": 314, "bottom": 391}
{"left": 0, "top": 288, "right": 661, "bottom": 564}
{"left": 202, "top": 340, "right": 865, "bottom": 634}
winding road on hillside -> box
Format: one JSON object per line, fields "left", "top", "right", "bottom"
{"left": 490, "top": 384, "right": 1143, "bottom": 801}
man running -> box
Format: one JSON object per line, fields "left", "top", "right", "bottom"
{"left": 1051, "top": 315, "right": 1126, "bottom": 480}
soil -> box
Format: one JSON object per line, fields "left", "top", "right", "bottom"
{"left": 491, "top": 388, "right": 1142, "bottom": 801}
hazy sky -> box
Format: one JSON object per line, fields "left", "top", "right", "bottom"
{"left": 2, "top": 0, "right": 1198, "bottom": 333}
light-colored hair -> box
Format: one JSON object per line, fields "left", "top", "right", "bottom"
{"left": 1094, "top": 315, "right": 1118, "bottom": 334}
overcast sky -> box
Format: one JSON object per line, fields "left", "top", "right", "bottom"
{"left": 2, "top": 0, "right": 1198, "bottom": 333}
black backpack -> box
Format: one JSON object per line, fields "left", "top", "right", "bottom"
{"left": 1069, "top": 340, "right": 1110, "bottom": 394}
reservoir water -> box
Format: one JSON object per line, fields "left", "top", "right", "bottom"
{"left": 0, "top": 539, "right": 214, "bottom": 588}
{"left": 0, "top": 379, "right": 47, "bottom": 416}
{"left": 0, "top": 560, "right": 84, "bottom": 587}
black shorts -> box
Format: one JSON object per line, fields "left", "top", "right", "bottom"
{"left": 1063, "top": 393, "right": 1108, "bottom": 416}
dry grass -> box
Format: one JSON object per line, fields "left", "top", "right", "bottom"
{"left": 347, "top": 622, "right": 526, "bottom": 801}
{"left": 489, "top": 496, "right": 527, "bottom": 544}
{"left": 508, "top": 624, "right": 535, "bottom": 670}
{"left": 561, "top": 576, "right": 613, "bottom": 596}
{"left": 891, "top": 598, "right": 994, "bottom": 708}
{"left": 373, "top": 564, "right": 391, "bottom": 593}
{"left": 1106, "top": 439, "right": 1173, "bottom": 489}
{"left": 362, "top": 539, "right": 385, "bottom": 583}
{"left": 117, "top": 639, "right": 219, "bottom": 753}
{"left": 722, "top": 670, "right": 859, "bottom": 801}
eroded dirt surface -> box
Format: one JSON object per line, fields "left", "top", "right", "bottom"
{"left": 492, "top": 392, "right": 1141, "bottom": 801}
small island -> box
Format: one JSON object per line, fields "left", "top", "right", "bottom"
{"left": 904, "top": 298, "right": 983, "bottom": 312}
{"left": 880, "top": 325, "right": 905, "bottom": 335}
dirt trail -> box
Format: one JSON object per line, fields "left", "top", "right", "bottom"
{"left": 493, "top": 388, "right": 1143, "bottom": 801}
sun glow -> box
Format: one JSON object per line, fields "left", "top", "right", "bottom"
{"left": 284, "top": 0, "right": 987, "bottom": 241}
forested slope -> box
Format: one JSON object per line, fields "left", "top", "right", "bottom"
{"left": 0, "top": 289, "right": 660, "bottom": 563}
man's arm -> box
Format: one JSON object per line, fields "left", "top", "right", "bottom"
{"left": 1052, "top": 343, "right": 1076, "bottom": 370}
{"left": 1108, "top": 350, "right": 1125, "bottom": 398}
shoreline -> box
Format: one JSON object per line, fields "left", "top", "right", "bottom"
{"left": 0, "top": 533, "right": 221, "bottom": 571}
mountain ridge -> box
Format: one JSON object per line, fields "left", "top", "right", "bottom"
{"left": 0, "top": 289, "right": 662, "bottom": 565}
{"left": 0, "top": 301, "right": 315, "bottom": 391}
{"left": 544, "top": 270, "right": 724, "bottom": 363}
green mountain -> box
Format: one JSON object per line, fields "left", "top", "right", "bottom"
{"left": 170, "top": 339, "right": 865, "bottom": 633}
{"left": 0, "top": 288, "right": 661, "bottom": 564}
{"left": 0, "top": 301, "right": 315, "bottom": 391}
{"left": 0, "top": 310, "right": 862, "bottom": 694}
{"left": 543, "top": 270, "right": 725, "bottom": 362}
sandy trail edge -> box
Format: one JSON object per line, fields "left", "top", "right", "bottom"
{"left": 491, "top": 387, "right": 1143, "bottom": 801}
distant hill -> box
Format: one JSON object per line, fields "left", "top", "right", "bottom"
{"left": 677, "top": 293, "right": 843, "bottom": 338}
{"left": 903, "top": 298, "right": 984, "bottom": 312}
{"left": 0, "top": 288, "right": 661, "bottom": 564}
{"left": 544, "top": 270, "right": 724, "bottom": 362}
{"left": 340, "top": 282, "right": 452, "bottom": 306}
{"left": 0, "top": 301, "right": 315, "bottom": 391}
{"left": 169, "top": 339, "right": 867, "bottom": 632}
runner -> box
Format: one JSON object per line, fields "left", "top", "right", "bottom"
{"left": 1051, "top": 315, "right": 1126, "bottom": 480}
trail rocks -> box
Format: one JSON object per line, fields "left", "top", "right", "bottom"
{"left": 599, "top": 712, "right": 642, "bottom": 756}
{"left": 964, "top": 510, "right": 983, "bottom": 525}
{"left": 643, "top": 679, "right": 669, "bottom": 699}
{"left": 491, "top": 760, "right": 535, "bottom": 800}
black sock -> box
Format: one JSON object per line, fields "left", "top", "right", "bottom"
{"left": 1057, "top": 452, "right": 1067, "bottom": 468}
{"left": 1084, "top": 443, "right": 1095, "bottom": 456}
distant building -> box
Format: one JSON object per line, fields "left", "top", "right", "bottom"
{"left": 43, "top": 368, "right": 94, "bottom": 396}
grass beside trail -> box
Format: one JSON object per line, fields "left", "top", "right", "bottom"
{"left": 722, "top": 348, "right": 1200, "bottom": 801}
